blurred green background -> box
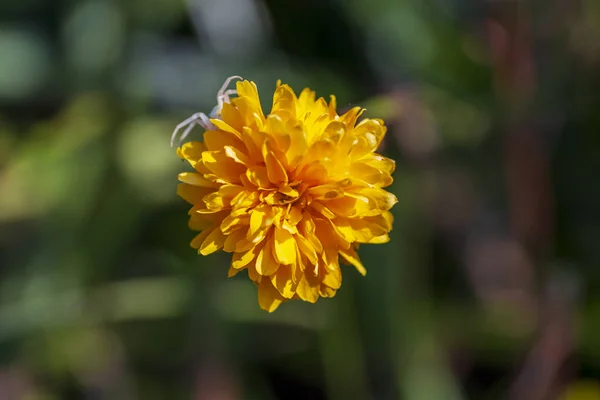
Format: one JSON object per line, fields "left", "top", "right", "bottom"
{"left": 1, "top": 0, "right": 600, "bottom": 399}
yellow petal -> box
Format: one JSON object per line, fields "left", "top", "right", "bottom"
{"left": 178, "top": 172, "right": 216, "bottom": 187}
{"left": 235, "top": 238, "right": 254, "bottom": 252}
{"left": 271, "top": 84, "right": 297, "bottom": 119}
{"left": 328, "top": 94, "right": 337, "bottom": 116}
{"left": 294, "top": 234, "right": 318, "bottom": 265}
{"left": 224, "top": 145, "right": 250, "bottom": 166}
{"left": 219, "top": 98, "right": 243, "bottom": 128}
{"left": 177, "top": 141, "right": 205, "bottom": 168}
{"left": 264, "top": 148, "right": 288, "bottom": 184}
{"left": 339, "top": 106, "right": 364, "bottom": 128}
{"left": 223, "top": 228, "right": 246, "bottom": 252}
{"left": 309, "top": 201, "right": 336, "bottom": 219}
{"left": 231, "top": 190, "right": 259, "bottom": 208}
{"left": 296, "top": 88, "right": 316, "bottom": 117}
{"left": 232, "top": 244, "right": 259, "bottom": 269}
{"left": 177, "top": 183, "right": 214, "bottom": 205}
{"left": 273, "top": 226, "right": 297, "bottom": 265}
{"left": 313, "top": 219, "right": 339, "bottom": 263}
{"left": 236, "top": 80, "right": 265, "bottom": 117}
{"left": 366, "top": 234, "right": 390, "bottom": 244}
{"left": 329, "top": 218, "right": 355, "bottom": 243}
{"left": 295, "top": 161, "right": 327, "bottom": 185}
{"left": 285, "top": 125, "right": 308, "bottom": 169}
{"left": 227, "top": 265, "right": 241, "bottom": 278}
{"left": 199, "top": 226, "right": 227, "bottom": 255}
{"left": 303, "top": 139, "right": 335, "bottom": 166}
{"left": 278, "top": 184, "right": 299, "bottom": 198}
{"left": 349, "top": 162, "right": 393, "bottom": 187}
{"left": 322, "top": 264, "right": 342, "bottom": 289}
{"left": 358, "top": 187, "right": 398, "bottom": 212}
{"left": 202, "top": 192, "right": 228, "bottom": 211}
{"left": 319, "top": 286, "right": 337, "bottom": 298}
{"left": 201, "top": 150, "right": 245, "bottom": 184}
{"left": 362, "top": 154, "right": 395, "bottom": 175}
{"left": 257, "top": 281, "right": 283, "bottom": 312}
{"left": 265, "top": 114, "right": 291, "bottom": 153}
{"left": 270, "top": 266, "right": 297, "bottom": 299}
{"left": 256, "top": 237, "right": 279, "bottom": 275}
{"left": 210, "top": 118, "right": 242, "bottom": 139}
{"left": 247, "top": 260, "right": 259, "bottom": 281}
{"left": 188, "top": 213, "right": 213, "bottom": 231}
{"left": 281, "top": 219, "right": 298, "bottom": 235}
{"left": 321, "top": 121, "right": 346, "bottom": 145}
{"left": 203, "top": 129, "right": 245, "bottom": 152}
{"left": 298, "top": 215, "right": 323, "bottom": 254}
{"left": 303, "top": 98, "right": 330, "bottom": 142}
{"left": 218, "top": 184, "right": 244, "bottom": 199}
{"left": 347, "top": 213, "right": 393, "bottom": 243}
{"left": 246, "top": 166, "right": 273, "bottom": 189}
{"left": 248, "top": 204, "right": 275, "bottom": 243}
{"left": 339, "top": 248, "right": 367, "bottom": 276}
{"left": 190, "top": 228, "right": 211, "bottom": 249}
{"left": 340, "top": 188, "right": 397, "bottom": 218}
{"left": 240, "top": 126, "right": 263, "bottom": 162}
{"left": 321, "top": 196, "right": 357, "bottom": 218}
{"left": 296, "top": 275, "right": 319, "bottom": 303}
{"left": 292, "top": 248, "right": 305, "bottom": 282}
{"left": 220, "top": 211, "right": 250, "bottom": 235}
{"left": 353, "top": 118, "right": 386, "bottom": 149}
{"left": 307, "top": 183, "right": 343, "bottom": 200}
{"left": 287, "top": 206, "right": 303, "bottom": 226}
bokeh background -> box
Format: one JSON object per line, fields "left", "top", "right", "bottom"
{"left": 1, "top": 0, "right": 600, "bottom": 399}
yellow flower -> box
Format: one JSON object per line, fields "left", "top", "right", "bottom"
{"left": 175, "top": 78, "right": 397, "bottom": 312}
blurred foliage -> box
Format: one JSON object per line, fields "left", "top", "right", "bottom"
{"left": 1, "top": 0, "right": 600, "bottom": 399}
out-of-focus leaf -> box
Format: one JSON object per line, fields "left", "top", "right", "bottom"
{"left": 0, "top": 94, "right": 109, "bottom": 221}
{"left": 95, "top": 277, "right": 191, "bottom": 321}
{"left": 421, "top": 85, "right": 490, "bottom": 147}
{"left": 117, "top": 117, "right": 182, "bottom": 204}
{"left": 0, "top": 29, "right": 50, "bottom": 100}
{"left": 560, "top": 380, "right": 600, "bottom": 400}
{"left": 62, "top": 1, "right": 125, "bottom": 75}
{"left": 361, "top": 95, "right": 401, "bottom": 121}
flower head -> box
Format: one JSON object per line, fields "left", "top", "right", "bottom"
{"left": 176, "top": 77, "right": 397, "bottom": 312}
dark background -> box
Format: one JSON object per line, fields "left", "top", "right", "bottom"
{"left": 1, "top": 0, "right": 599, "bottom": 399}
